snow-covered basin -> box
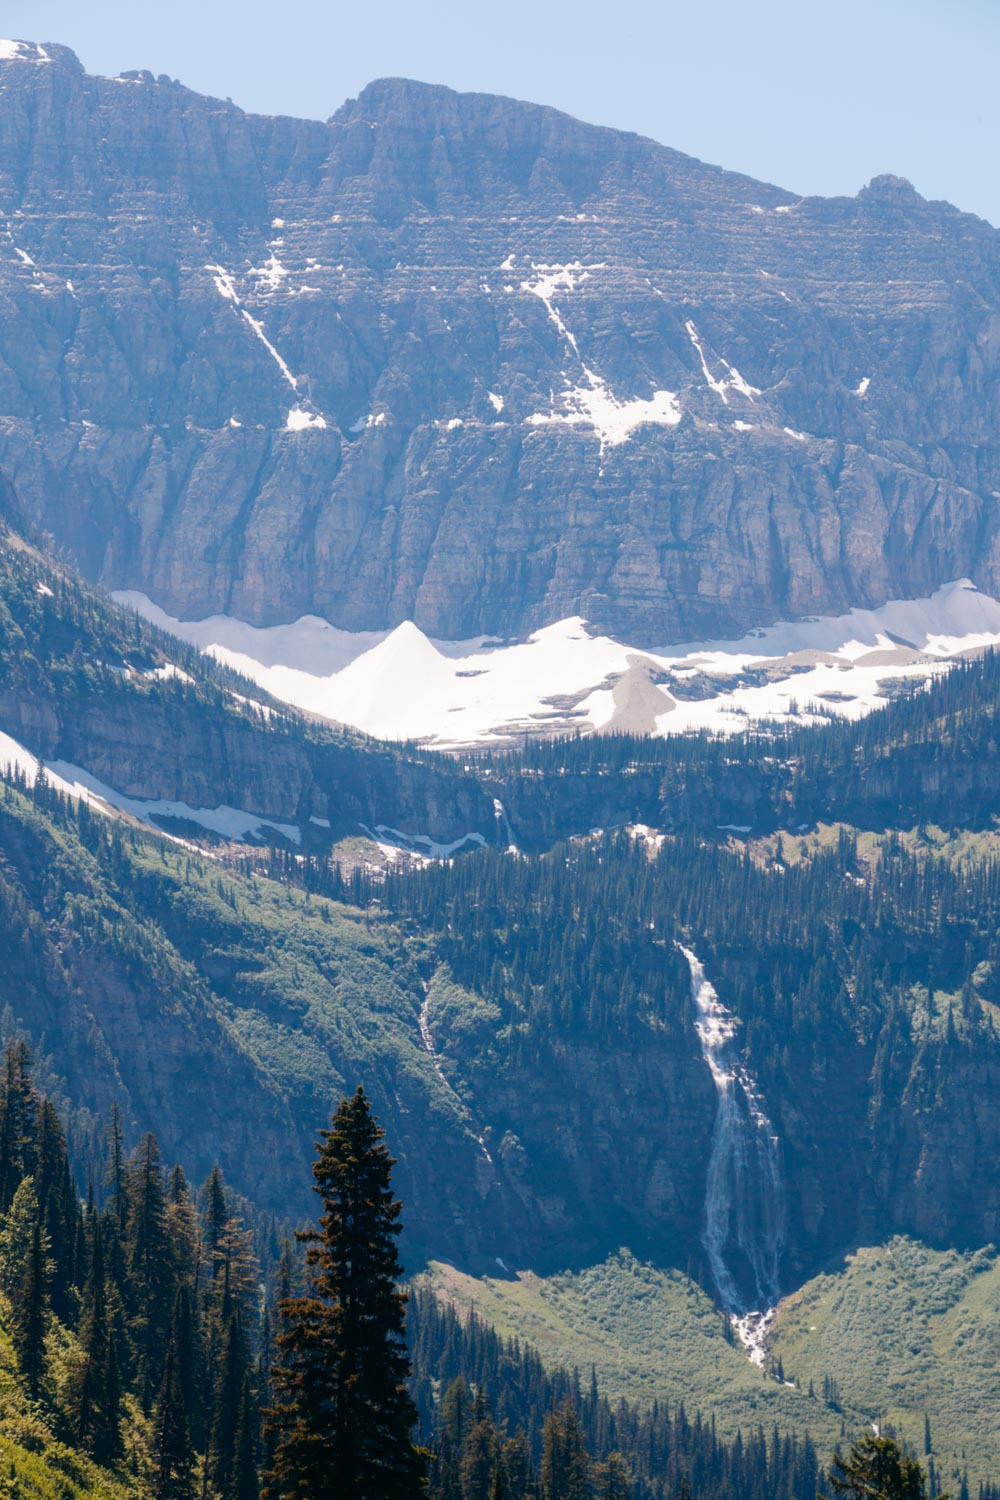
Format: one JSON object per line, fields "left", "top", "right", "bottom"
{"left": 113, "top": 580, "right": 1000, "bottom": 751}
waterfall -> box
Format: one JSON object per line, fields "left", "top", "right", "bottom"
{"left": 493, "top": 797, "right": 517, "bottom": 852}
{"left": 679, "top": 945, "right": 785, "bottom": 1365}
{"left": 418, "top": 984, "right": 496, "bottom": 1172}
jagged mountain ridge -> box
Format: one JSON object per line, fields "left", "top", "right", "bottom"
{"left": 1, "top": 42, "right": 1000, "bottom": 641}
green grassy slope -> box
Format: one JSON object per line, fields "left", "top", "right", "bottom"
{"left": 428, "top": 1241, "right": 1000, "bottom": 1488}
{"left": 425, "top": 1252, "right": 863, "bottom": 1454}
{"left": 769, "top": 1237, "right": 1000, "bottom": 1491}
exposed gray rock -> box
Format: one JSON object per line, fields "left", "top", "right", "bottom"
{"left": 1, "top": 49, "right": 1000, "bottom": 642}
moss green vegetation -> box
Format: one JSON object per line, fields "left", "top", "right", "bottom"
{"left": 0, "top": 1292, "right": 140, "bottom": 1499}
{"left": 770, "top": 1237, "right": 1000, "bottom": 1491}
{"left": 0, "top": 776, "right": 477, "bottom": 1236}
{"left": 425, "top": 1252, "right": 865, "bottom": 1454}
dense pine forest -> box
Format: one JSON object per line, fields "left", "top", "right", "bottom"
{"left": 482, "top": 649, "right": 1000, "bottom": 843}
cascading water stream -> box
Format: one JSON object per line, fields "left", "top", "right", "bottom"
{"left": 679, "top": 945, "right": 786, "bottom": 1366}
{"left": 493, "top": 798, "right": 517, "bottom": 852}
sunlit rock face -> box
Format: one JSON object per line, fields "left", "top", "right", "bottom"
{"left": 2, "top": 49, "right": 1000, "bottom": 643}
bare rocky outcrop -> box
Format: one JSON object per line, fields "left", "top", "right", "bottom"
{"left": 0, "top": 51, "right": 998, "bottom": 643}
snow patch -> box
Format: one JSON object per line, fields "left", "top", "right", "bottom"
{"left": 856, "top": 376, "right": 871, "bottom": 396}
{"left": 116, "top": 582, "right": 1000, "bottom": 751}
{"left": 285, "top": 407, "right": 328, "bottom": 432}
{"left": 366, "top": 823, "right": 487, "bottom": 860}
{"left": 686, "top": 321, "right": 760, "bottom": 404}
{"left": 206, "top": 263, "right": 300, "bottom": 393}
{"left": 350, "top": 411, "right": 388, "bottom": 433}
{"left": 0, "top": 729, "right": 298, "bottom": 845}
{"left": 249, "top": 252, "right": 288, "bottom": 292}
{"left": 143, "top": 663, "right": 194, "bottom": 684}
{"left": 0, "top": 40, "right": 50, "bottom": 63}
{"left": 488, "top": 391, "right": 504, "bottom": 413}
{"left": 528, "top": 380, "right": 680, "bottom": 450}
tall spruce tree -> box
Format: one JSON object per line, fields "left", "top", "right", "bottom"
{"left": 208, "top": 1310, "right": 249, "bottom": 1499}
{"left": 231, "top": 1374, "right": 261, "bottom": 1500}
{"left": 0, "top": 1040, "right": 36, "bottom": 1212}
{"left": 104, "top": 1103, "right": 128, "bottom": 1241}
{"left": 13, "top": 1211, "right": 49, "bottom": 1400}
{"left": 152, "top": 1338, "right": 196, "bottom": 1500}
{"left": 540, "top": 1400, "right": 590, "bottom": 1500}
{"left": 821, "top": 1435, "right": 948, "bottom": 1500}
{"left": 125, "top": 1131, "right": 174, "bottom": 1409}
{"left": 76, "top": 1216, "right": 123, "bottom": 1464}
{"left": 34, "top": 1098, "right": 80, "bottom": 1321}
{"left": 263, "top": 1086, "right": 425, "bottom": 1500}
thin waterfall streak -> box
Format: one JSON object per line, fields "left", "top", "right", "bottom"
{"left": 679, "top": 945, "right": 786, "bottom": 1365}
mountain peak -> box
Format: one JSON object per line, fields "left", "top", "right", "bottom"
{"left": 859, "top": 172, "right": 923, "bottom": 205}
{"left": 0, "top": 38, "right": 82, "bottom": 70}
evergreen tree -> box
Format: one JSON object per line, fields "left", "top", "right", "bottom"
{"left": 104, "top": 1103, "right": 128, "bottom": 1241}
{"left": 125, "top": 1131, "right": 174, "bottom": 1409}
{"left": 34, "top": 1098, "right": 80, "bottom": 1321}
{"left": 165, "top": 1165, "right": 201, "bottom": 1289}
{"left": 12, "top": 1211, "right": 49, "bottom": 1400}
{"left": 152, "top": 1338, "right": 196, "bottom": 1500}
{"left": 500, "top": 1433, "right": 534, "bottom": 1500}
{"left": 541, "top": 1400, "right": 590, "bottom": 1500}
{"left": 459, "top": 1402, "right": 499, "bottom": 1500}
{"left": 264, "top": 1086, "right": 425, "bottom": 1500}
{"left": 0, "top": 1040, "right": 35, "bottom": 1212}
{"left": 201, "top": 1166, "right": 229, "bottom": 1268}
{"left": 208, "top": 1310, "right": 249, "bottom": 1499}
{"left": 592, "top": 1453, "right": 630, "bottom": 1500}
{"left": 76, "top": 1216, "right": 123, "bottom": 1464}
{"left": 0, "top": 1174, "right": 40, "bottom": 1295}
{"left": 168, "top": 1284, "right": 204, "bottom": 1453}
{"left": 820, "top": 1435, "right": 948, "bottom": 1500}
{"left": 230, "top": 1374, "right": 261, "bottom": 1500}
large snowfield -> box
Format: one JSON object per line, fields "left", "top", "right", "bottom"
{"left": 115, "top": 579, "right": 1000, "bottom": 751}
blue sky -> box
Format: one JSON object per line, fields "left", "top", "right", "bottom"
{"left": 4, "top": 0, "right": 998, "bottom": 224}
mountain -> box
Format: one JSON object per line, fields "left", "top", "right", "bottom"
{"left": 2, "top": 43, "right": 1000, "bottom": 646}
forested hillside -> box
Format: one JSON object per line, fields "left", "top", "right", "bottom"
{"left": 488, "top": 649, "right": 1000, "bottom": 846}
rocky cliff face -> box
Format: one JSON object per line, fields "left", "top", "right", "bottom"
{"left": 1, "top": 45, "right": 1000, "bottom": 644}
